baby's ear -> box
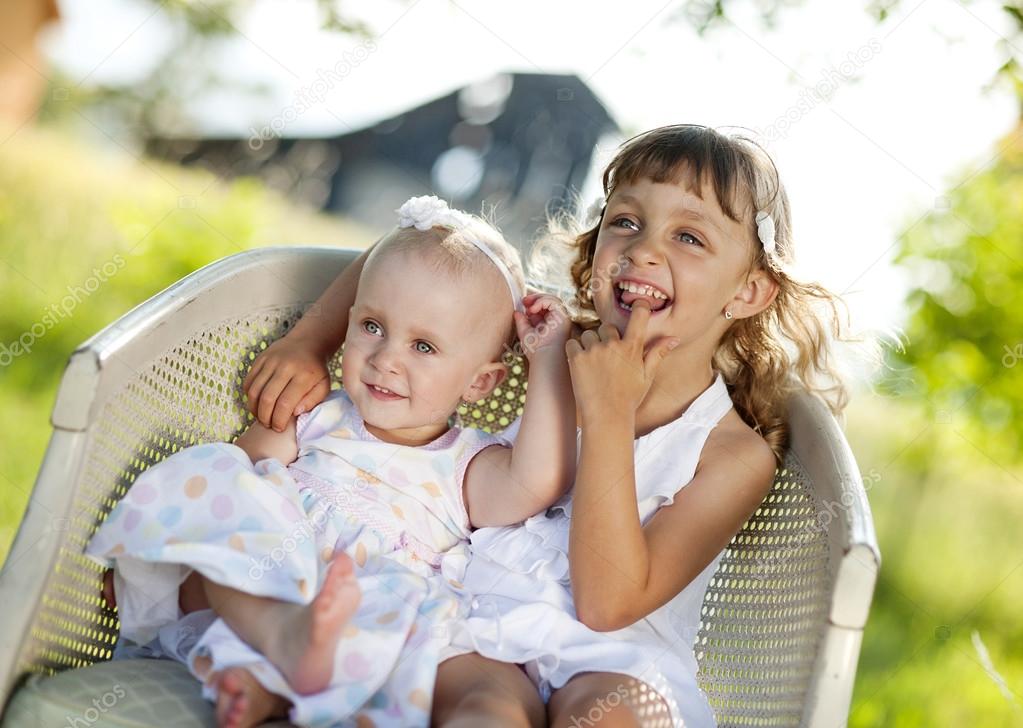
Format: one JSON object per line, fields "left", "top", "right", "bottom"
{"left": 463, "top": 362, "right": 508, "bottom": 404}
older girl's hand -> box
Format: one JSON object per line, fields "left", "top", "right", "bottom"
{"left": 564, "top": 301, "right": 678, "bottom": 421}
{"left": 243, "top": 334, "right": 332, "bottom": 432}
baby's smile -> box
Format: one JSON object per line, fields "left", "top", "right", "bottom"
{"left": 363, "top": 381, "right": 407, "bottom": 401}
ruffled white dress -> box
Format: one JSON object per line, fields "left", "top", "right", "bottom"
{"left": 86, "top": 389, "right": 506, "bottom": 727}
{"left": 440, "top": 372, "right": 734, "bottom": 728}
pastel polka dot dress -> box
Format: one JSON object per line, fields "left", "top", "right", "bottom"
{"left": 86, "top": 388, "right": 506, "bottom": 727}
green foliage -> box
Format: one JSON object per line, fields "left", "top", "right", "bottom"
{"left": 0, "top": 124, "right": 367, "bottom": 562}
{"left": 45, "top": 1, "right": 375, "bottom": 138}
{"left": 883, "top": 125, "right": 1023, "bottom": 466}
{"left": 845, "top": 392, "right": 1023, "bottom": 726}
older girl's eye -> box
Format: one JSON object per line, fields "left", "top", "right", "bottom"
{"left": 679, "top": 232, "right": 704, "bottom": 247}
{"left": 414, "top": 341, "right": 435, "bottom": 354}
{"left": 363, "top": 320, "right": 382, "bottom": 336}
{"left": 610, "top": 216, "right": 639, "bottom": 231}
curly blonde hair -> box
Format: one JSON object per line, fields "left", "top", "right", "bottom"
{"left": 531, "top": 124, "right": 856, "bottom": 461}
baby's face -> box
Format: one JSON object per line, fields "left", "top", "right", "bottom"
{"left": 341, "top": 248, "right": 507, "bottom": 445}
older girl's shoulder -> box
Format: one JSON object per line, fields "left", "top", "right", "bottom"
{"left": 700, "top": 409, "right": 777, "bottom": 492}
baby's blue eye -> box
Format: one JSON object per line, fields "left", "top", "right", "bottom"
{"left": 415, "top": 341, "right": 435, "bottom": 354}
{"left": 680, "top": 232, "right": 703, "bottom": 247}
{"left": 611, "top": 217, "right": 639, "bottom": 231}
{"left": 363, "top": 320, "right": 382, "bottom": 336}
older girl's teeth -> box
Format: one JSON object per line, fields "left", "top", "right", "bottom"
{"left": 617, "top": 281, "right": 668, "bottom": 300}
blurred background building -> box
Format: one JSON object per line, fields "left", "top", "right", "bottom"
{"left": 147, "top": 72, "right": 618, "bottom": 245}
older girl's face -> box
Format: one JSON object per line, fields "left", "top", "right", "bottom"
{"left": 589, "top": 174, "right": 756, "bottom": 347}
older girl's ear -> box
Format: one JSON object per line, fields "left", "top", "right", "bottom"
{"left": 729, "top": 268, "right": 779, "bottom": 320}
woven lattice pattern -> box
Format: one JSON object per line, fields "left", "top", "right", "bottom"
{"left": 21, "top": 306, "right": 304, "bottom": 677}
{"left": 14, "top": 301, "right": 833, "bottom": 727}
{"left": 17, "top": 304, "right": 528, "bottom": 682}
{"left": 695, "top": 461, "right": 831, "bottom": 726}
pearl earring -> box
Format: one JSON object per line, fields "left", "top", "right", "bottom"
{"left": 724, "top": 310, "right": 733, "bottom": 320}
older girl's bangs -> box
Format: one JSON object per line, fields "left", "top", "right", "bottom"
{"left": 603, "top": 126, "right": 762, "bottom": 224}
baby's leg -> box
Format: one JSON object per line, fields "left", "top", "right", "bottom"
{"left": 210, "top": 666, "right": 290, "bottom": 728}
{"left": 547, "top": 673, "right": 671, "bottom": 728}
{"left": 101, "top": 569, "right": 209, "bottom": 613}
{"left": 432, "top": 653, "right": 546, "bottom": 728}
{"left": 199, "top": 551, "right": 361, "bottom": 695}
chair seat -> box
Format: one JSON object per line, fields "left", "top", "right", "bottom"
{"left": 1, "top": 658, "right": 295, "bottom": 728}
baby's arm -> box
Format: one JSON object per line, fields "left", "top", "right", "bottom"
{"left": 244, "top": 243, "right": 376, "bottom": 432}
{"left": 463, "top": 295, "right": 576, "bottom": 528}
{"left": 234, "top": 418, "right": 299, "bottom": 466}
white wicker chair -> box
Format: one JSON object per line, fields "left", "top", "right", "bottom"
{"left": 0, "top": 247, "right": 880, "bottom": 727}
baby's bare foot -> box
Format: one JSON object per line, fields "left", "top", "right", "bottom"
{"left": 212, "top": 666, "right": 290, "bottom": 728}
{"left": 272, "top": 551, "right": 361, "bottom": 695}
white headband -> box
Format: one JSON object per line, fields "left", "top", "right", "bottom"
{"left": 396, "top": 196, "right": 524, "bottom": 313}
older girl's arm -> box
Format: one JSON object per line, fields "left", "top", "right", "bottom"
{"left": 570, "top": 420, "right": 775, "bottom": 631}
{"left": 244, "top": 242, "right": 377, "bottom": 431}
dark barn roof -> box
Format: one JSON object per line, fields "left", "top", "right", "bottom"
{"left": 147, "top": 72, "right": 618, "bottom": 247}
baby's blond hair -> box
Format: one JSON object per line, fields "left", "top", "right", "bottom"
{"left": 370, "top": 212, "right": 526, "bottom": 352}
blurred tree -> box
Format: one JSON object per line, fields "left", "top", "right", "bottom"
{"left": 42, "top": 0, "right": 372, "bottom": 138}
{"left": 884, "top": 124, "right": 1023, "bottom": 465}
{"left": 685, "top": 1, "right": 1023, "bottom": 466}
{"left": 681, "top": 0, "right": 1023, "bottom": 112}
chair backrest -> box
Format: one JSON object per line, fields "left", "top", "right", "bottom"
{"left": 0, "top": 247, "right": 879, "bottom": 727}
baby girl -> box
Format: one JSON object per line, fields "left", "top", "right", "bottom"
{"left": 86, "top": 196, "right": 576, "bottom": 727}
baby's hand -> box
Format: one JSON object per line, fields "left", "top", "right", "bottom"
{"left": 513, "top": 293, "right": 572, "bottom": 361}
{"left": 243, "top": 335, "right": 332, "bottom": 432}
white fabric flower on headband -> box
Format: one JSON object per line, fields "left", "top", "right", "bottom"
{"left": 755, "top": 210, "right": 778, "bottom": 263}
{"left": 397, "top": 195, "right": 471, "bottom": 232}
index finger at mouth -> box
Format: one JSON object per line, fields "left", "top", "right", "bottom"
{"left": 624, "top": 299, "right": 652, "bottom": 343}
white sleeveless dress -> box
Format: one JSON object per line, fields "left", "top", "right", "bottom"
{"left": 439, "top": 372, "right": 734, "bottom": 728}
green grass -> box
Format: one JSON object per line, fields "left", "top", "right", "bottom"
{"left": 845, "top": 390, "right": 1023, "bottom": 725}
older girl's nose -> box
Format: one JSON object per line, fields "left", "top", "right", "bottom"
{"left": 625, "top": 233, "right": 665, "bottom": 267}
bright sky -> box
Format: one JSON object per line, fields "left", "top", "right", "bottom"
{"left": 43, "top": 0, "right": 1020, "bottom": 342}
